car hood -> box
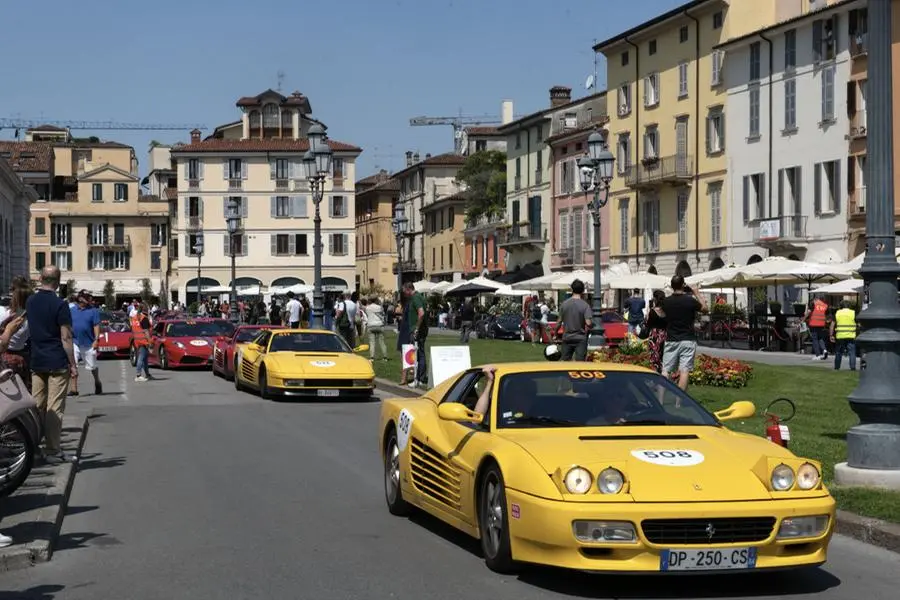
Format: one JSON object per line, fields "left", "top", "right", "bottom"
{"left": 499, "top": 426, "right": 788, "bottom": 502}
{"left": 169, "top": 337, "right": 217, "bottom": 349}
{"left": 265, "top": 353, "right": 374, "bottom": 377}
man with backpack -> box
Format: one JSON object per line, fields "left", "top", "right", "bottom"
{"left": 334, "top": 291, "right": 357, "bottom": 347}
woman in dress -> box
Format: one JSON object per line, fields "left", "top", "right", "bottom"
{"left": 646, "top": 289, "right": 668, "bottom": 374}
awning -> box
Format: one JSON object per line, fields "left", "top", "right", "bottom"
{"left": 492, "top": 261, "right": 543, "bottom": 284}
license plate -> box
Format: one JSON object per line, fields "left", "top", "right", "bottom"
{"left": 99, "top": 346, "right": 116, "bottom": 352}
{"left": 317, "top": 389, "right": 340, "bottom": 397}
{"left": 660, "top": 547, "right": 757, "bottom": 571}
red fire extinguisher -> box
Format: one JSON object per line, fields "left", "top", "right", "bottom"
{"left": 764, "top": 397, "right": 796, "bottom": 448}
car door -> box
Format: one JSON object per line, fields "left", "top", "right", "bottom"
{"left": 238, "top": 330, "right": 271, "bottom": 386}
{"left": 148, "top": 323, "right": 166, "bottom": 364}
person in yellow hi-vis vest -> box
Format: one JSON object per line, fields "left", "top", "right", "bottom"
{"left": 829, "top": 300, "right": 858, "bottom": 371}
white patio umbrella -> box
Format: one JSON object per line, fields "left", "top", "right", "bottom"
{"left": 510, "top": 272, "right": 564, "bottom": 291}
{"left": 446, "top": 276, "right": 503, "bottom": 293}
{"left": 413, "top": 280, "right": 436, "bottom": 292}
{"left": 739, "top": 257, "right": 854, "bottom": 288}
{"left": 548, "top": 270, "right": 596, "bottom": 291}
{"left": 429, "top": 281, "right": 452, "bottom": 294}
{"left": 605, "top": 271, "right": 671, "bottom": 290}
{"left": 815, "top": 278, "right": 864, "bottom": 295}
{"left": 845, "top": 249, "right": 900, "bottom": 271}
{"left": 494, "top": 285, "right": 534, "bottom": 297}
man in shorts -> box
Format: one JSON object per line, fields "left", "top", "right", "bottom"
{"left": 70, "top": 291, "right": 102, "bottom": 396}
{"left": 661, "top": 275, "right": 707, "bottom": 391}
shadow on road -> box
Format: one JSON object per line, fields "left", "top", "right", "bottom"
{"left": 76, "top": 454, "right": 126, "bottom": 471}
{"left": 64, "top": 505, "right": 99, "bottom": 516}
{"left": 0, "top": 585, "right": 65, "bottom": 599}
{"left": 55, "top": 531, "right": 120, "bottom": 552}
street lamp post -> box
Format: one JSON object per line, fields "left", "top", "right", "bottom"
{"left": 226, "top": 197, "right": 241, "bottom": 323}
{"left": 392, "top": 206, "right": 408, "bottom": 297}
{"left": 302, "top": 124, "right": 334, "bottom": 330}
{"left": 577, "top": 131, "right": 615, "bottom": 348}
{"left": 193, "top": 235, "right": 204, "bottom": 308}
{"left": 837, "top": 0, "right": 900, "bottom": 487}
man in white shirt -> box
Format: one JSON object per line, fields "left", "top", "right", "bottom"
{"left": 334, "top": 292, "right": 357, "bottom": 346}
{"left": 284, "top": 292, "right": 302, "bottom": 328}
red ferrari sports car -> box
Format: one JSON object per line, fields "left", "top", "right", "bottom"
{"left": 146, "top": 318, "right": 235, "bottom": 369}
{"left": 97, "top": 319, "right": 132, "bottom": 359}
{"left": 212, "top": 324, "right": 283, "bottom": 380}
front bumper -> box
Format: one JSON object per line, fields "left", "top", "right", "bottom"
{"left": 266, "top": 375, "right": 374, "bottom": 399}
{"left": 505, "top": 490, "right": 835, "bottom": 573}
{"left": 168, "top": 347, "right": 214, "bottom": 367}
{"left": 97, "top": 346, "right": 130, "bottom": 359}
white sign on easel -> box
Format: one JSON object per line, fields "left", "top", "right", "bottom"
{"left": 429, "top": 345, "right": 472, "bottom": 387}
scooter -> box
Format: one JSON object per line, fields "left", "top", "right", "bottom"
{"left": 0, "top": 368, "right": 41, "bottom": 498}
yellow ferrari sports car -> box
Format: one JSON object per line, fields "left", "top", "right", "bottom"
{"left": 234, "top": 329, "right": 374, "bottom": 399}
{"left": 379, "top": 362, "right": 835, "bottom": 574}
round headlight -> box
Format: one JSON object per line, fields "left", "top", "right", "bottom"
{"left": 797, "top": 463, "right": 821, "bottom": 490}
{"left": 564, "top": 467, "right": 593, "bottom": 494}
{"left": 598, "top": 468, "right": 625, "bottom": 494}
{"left": 771, "top": 464, "right": 795, "bottom": 491}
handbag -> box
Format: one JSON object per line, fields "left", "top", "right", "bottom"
{"left": 636, "top": 321, "right": 651, "bottom": 340}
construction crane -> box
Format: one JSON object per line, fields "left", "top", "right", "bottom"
{"left": 409, "top": 114, "right": 503, "bottom": 154}
{"left": 0, "top": 118, "right": 207, "bottom": 138}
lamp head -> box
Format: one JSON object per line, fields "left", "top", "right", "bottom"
{"left": 307, "top": 123, "right": 326, "bottom": 154}
{"left": 314, "top": 145, "right": 333, "bottom": 175}
{"left": 577, "top": 156, "right": 595, "bottom": 192}
{"left": 587, "top": 131, "right": 605, "bottom": 161}
{"left": 302, "top": 150, "right": 317, "bottom": 181}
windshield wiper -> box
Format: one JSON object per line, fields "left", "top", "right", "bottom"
{"left": 615, "top": 419, "right": 669, "bottom": 426}
{"left": 506, "top": 415, "right": 583, "bottom": 426}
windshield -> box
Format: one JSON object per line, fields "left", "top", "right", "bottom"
{"left": 101, "top": 321, "right": 130, "bottom": 333}
{"left": 166, "top": 320, "right": 235, "bottom": 338}
{"left": 235, "top": 328, "right": 265, "bottom": 343}
{"left": 497, "top": 315, "right": 521, "bottom": 327}
{"left": 494, "top": 370, "right": 719, "bottom": 429}
{"left": 269, "top": 332, "right": 350, "bottom": 353}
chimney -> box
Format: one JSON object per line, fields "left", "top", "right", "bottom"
{"left": 190, "top": 128, "right": 201, "bottom": 144}
{"left": 501, "top": 100, "right": 514, "bottom": 125}
{"left": 425, "top": 153, "right": 432, "bottom": 159}
{"left": 413, "top": 152, "right": 420, "bottom": 163}
{"left": 405, "top": 151, "right": 413, "bottom": 167}
{"left": 549, "top": 86, "right": 572, "bottom": 108}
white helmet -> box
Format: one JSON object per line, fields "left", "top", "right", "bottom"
{"left": 544, "top": 344, "right": 562, "bottom": 361}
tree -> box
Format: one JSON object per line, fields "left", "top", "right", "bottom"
{"left": 140, "top": 278, "right": 153, "bottom": 305}
{"left": 149, "top": 140, "right": 163, "bottom": 148}
{"left": 455, "top": 150, "right": 507, "bottom": 224}
{"left": 359, "top": 282, "right": 388, "bottom": 298}
{"left": 103, "top": 280, "right": 116, "bottom": 309}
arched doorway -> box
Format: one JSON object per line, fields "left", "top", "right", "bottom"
{"left": 709, "top": 257, "right": 725, "bottom": 270}
{"left": 675, "top": 261, "right": 692, "bottom": 278}
{"left": 230, "top": 276, "right": 263, "bottom": 288}
{"left": 747, "top": 254, "right": 763, "bottom": 265}
{"left": 322, "top": 277, "right": 349, "bottom": 292}
{"left": 271, "top": 276, "right": 305, "bottom": 287}
{"left": 185, "top": 277, "right": 221, "bottom": 304}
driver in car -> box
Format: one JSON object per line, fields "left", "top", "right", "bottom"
{"left": 473, "top": 366, "right": 537, "bottom": 424}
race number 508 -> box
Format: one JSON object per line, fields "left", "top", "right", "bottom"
{"left": 643, "top": 450, "right": 693, "bottom": 459}
{"left": 399, "top": 412, "right": 411, "bottom": 434}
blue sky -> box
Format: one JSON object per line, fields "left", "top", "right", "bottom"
{"left": 0, "top": 0, "right": 685, "bottom": 178}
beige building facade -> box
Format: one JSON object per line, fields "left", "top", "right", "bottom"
{"left": 169, "top": 90, "right": 362, "bottom": 303}
{"left": 423, "top": 192, "right": 467, "bottom": 282}
{"left": 355, "top": 170, "right": 400, "bottom": 292}
{"left": 0, "top": 145, "right": 39, "bottom": 283}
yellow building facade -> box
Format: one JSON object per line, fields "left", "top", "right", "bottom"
{"left": 355, "top": 170, "right": 400, "bottom": 293}
{"left": 423, "top": 192, "right": 466, "bottom": 282}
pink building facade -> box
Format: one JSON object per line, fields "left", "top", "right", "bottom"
{"left": 548, "top": 125, "right": 611, "bottom": 274}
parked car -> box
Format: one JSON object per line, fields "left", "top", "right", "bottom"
{"left": 476, "top": 314, "right": 522, "bottom": 340}
{"left": 521, "top": 312, "right": 560, "bottom": 343}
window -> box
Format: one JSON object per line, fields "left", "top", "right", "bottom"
{"left": 92, "top": 183, "right": 102, "bottom": 202}
{"left": 332, "top": 158, "right": 344, "bottom": 180}
{"left": 784, "top": 29, "right": 796, "bottom": 70}
{"left": 114, "top": 183, "right": 128, "bottom": 201}
{"left": 187, "top": 158, "right": 201, "bottom": 180}
{"left": 711, "top": 50, "right": 724, "bottom": 86}
{"left": 35, "top": 252, "right": 46, "bottom": 270}
{"left": 821, "top": 65, "right": 835, "bottom": 122}
{"left": 50, "top": 223, "right": 71, "bottom": 246}
{"left": 712, "top": 10, "right": 723, "bottom": 29}
{"left": 560, "top": 159, "right": 576, "bottom": 194}
{"left": 706, "top": 108, "right": 724, "bottom": 153}
{"left": 784, "top": 78, "right": 797, "bottom": 130}
{"left": 618, "top": 84, "right": 632, "bottom": 116}
{"left": 186, "top": 233, "right": 203, "bottom": 257}
{"left": 649, "top": 40, "right": 657, "bottom": 55}
{"left": 89, "top": 223, "right": 108, "bottom": 245}
{"left": 814, "top": 160, "right": 841, "bottom": 214}
{"left": 777, "top": 166, "right": 802, "bottom": 218}
{"left": 709, "top": 183, "right": 722, "bottom": 245}
{"left": 272, "top": 158, "right": 290, "bottom": 179}
{"left": 678, "top": 62, "right": 689, "bottom": 98}
{"left": 535, "top": 150, "right": 543, "bottom": 185}
{"left": 470, "top": 239, "right": 476, "bottom": 266}
{"left": 270, "top": 195, "right": 308, "bottom": 218}
{"left": 271, "top": 233, "right": 305, "bottom": 256}
{"left": 679, "top": 25, "right": 689, "bottom": 43}
{"left": 621, "top": 50, "right": 629, "bottom": 66}
{"left": 51, "top": 251, "right": 72, "bottom": 271}
{"left": 330, "top": 195, "right": 346, "bottom": 218}
{"left": 87, "top": 250, "right": 127, "bottom": 271}
{"left": 262, "top": 103, "right": 279, "bottom": 128}
{"left": 448, "top": 243, "right": 454, "bottom": 268}
{"left": 35, "top": 217, "right": 45, "bottom": 235}
{"left": 150, "top": 251, "right": 161, "bottom": 271}
{"left": 677, "top": 192, "right": 689, "bottom": 249}
{"left": 515, "top": 157, "right": 521, "bottom": 189}
{"left": 223, "top": 232, "right": 248, "bottom": 257}
{"left": 749, "top": 42, "right": 761, "bottom": 81}
{"left": 643, "top": 125, "right": 659, "bottom": 159}
{"left": 617, "top": 133, "right": 632, "bottom": 173}
{"left": 619, "top": 198, "right": 630, "bottom": 253}
{"left": 493, "top": 234, "right": 499, "bottom": 264}
{"left": 644, "top": 73, "right": 660, "bottom": 107}
{"left": 482, "top": 236, "right": 488, "bottom": 265}
{"left": 849, "top": 8, "right": 869, "bottom": 55}
{"left": 226, "top": 158, "right": 243, "bottom": 180}
{"left": 515, "top": 133, "right": 521, "bottom": 149}
{"left": 641, "top": 196, "right": 660, "bottom": 252}
{"left": 741, "top": 173, "right": 765, "bottom": 223}
{"left": 329, "top": 233, "right": 348, "bottom": 256}
{"left": 813, "top": 16, "right": 838, "bottom": 62}
{"left": 475, "top": 140, "right": 487, "bottom": 152}
{"left": 749, "top": 87, "right": 761, "bottom": 138}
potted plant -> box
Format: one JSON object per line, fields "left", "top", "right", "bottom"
{"left": 752, "top": 288, "right": 768, "bottom": 316}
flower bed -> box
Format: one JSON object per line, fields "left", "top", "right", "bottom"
{"left": 590, "top": 346, "right": 753, "bottom": 388}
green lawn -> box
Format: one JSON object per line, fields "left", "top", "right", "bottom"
{"left": 372, "top": 331, "right": 900, "bottom": 524}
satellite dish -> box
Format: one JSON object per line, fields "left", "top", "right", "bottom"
{"left": 585, "top": 74, "right": 596, "bottom": 90}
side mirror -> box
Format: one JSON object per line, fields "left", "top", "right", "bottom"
{"left": 246, "top": 343, "right": 262, "bottom": 352}
{"left": 715, "top": 400, "right": 756, "bottom": 422}
{"left": 437, "top": 402, "right": 484, "bottom": 424}
{"left": 354, "top": 344, "right": 370, "bottom": 353}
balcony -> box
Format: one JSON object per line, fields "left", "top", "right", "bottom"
{"left": 188, "top": 178, "right": 200, "bottom": 191}
{"left": 551, "top": 112, "right": 606, "bottom": 137}
{"left": 275, "top": 178, "right": 290, "bottom": 191}
{"left": 228, "top": 179, "right": 242, "bottom": 191}
{"left": 464, "top": 214, "right": 505, "bottom": 234}
{"left": 850, "top": 187, "right": 867, "bottom": 216}
{"left": 751, "top": 215, "right": 808, "bottom": 247}
{"left": 499, "top": 222, "right": 548, "bottom": 248}
{"left": 553, "top": 248, "right": 576, "bottom": 268}
{"left": 624, "top": 154, "right": 693, "bottom": 188}
{"left": 393, "top": 259, "right": 422, "bottom": 274}
{"left": 851, "top": 32, "right": 868, "bottom": 57}
{"left": 87, "top": 235, "right": 131, "bottom": 249}
{"left": 186, "top": 216, "right": 203, "bottom": 230}
{"left": 850, "top": 110, "right": 867, "bottom": 139}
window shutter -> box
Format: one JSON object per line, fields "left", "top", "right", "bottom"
{"left": 199, "top": 198, "right": 204, "bottom": 218}
{"left": 123, "top": 185, "right": 129, "bottom": 200}
{"left": 270, "top": 160, "right": 277, "bottom": 180}
{"left": 705, "top": 116, "right": 712, "bottom": 154}
{"left": 328, "top": 196, "right": 334, "bottom": 218}
{"left": 777, "top": 169, "right": 784, "bottom": 217}
{"left": 759, "top": 173, "right": 766, "bottom": 219}
{"left": 222, "top": 197, "right": 228, "bottom": 216}
{"left": 87, "top": 223, "right": 93, "bottom": 241}
{"left": 643, "top": 77, "right": 649, "bottom": 106}
{"left": 290, "top": 159, "right": 301, "bottom": 179}
{"left": 292, "top": 196, "right": 304, "bottom": 217}
{"left": 241, "top": 197, "right": 248, "bottom": 218}
{"left": 343, "top": 234, "right": 349, "bottom": 255}
{"left": 328, "top": 234, "right": 334, "bottom": 255}
{"left": 711, "top": 51, "right": 720, "bottom": 85}
{"left": 87, "top": 250, "right": 92, "bottom": 268}
{"left": 796, "top": 167, "right": 802, "bottom": 215}
{"left": 183, "top": 161, "right": 189, "bottom": 180}
{"left": 742, "top": 176, "right": 750, "bottom": 224}
{"left": 812, "top": 20, "right": 823, "bottom": 62}
{"left": 270, "top": 196, "right": 277, "bottom": 217}
{"left": 847, "top": 81, "right": 856, "bottom": 116}
{"left": 241, "top": 234, "right": 248, "bottom": 257}
{"left": 223, "top": 159, "right": 230, "bottom": 179}
{"left": 66, "top": 223, "right": 72, "bottom": 241}
{"left": 270, "top": 234, "right": 277, "bottom": 256}
{"left": 223, "top": 233, "right": 230, "bottom": 257}
{"left": 847, "top": 157, "right": 856, "bottom": 192}
{"left": 241, "top": 161, "right": 248, "bottom": 180}
{"left": 183, "top": 198, "right": 189, "bottom": 218}
{"left": 720, "top": 115, "right": 725, "bottom": 151}
{"left": 834, "top": 160, "right": 842, "bottom": 214}
{"left": 67, "top": 251, "right": 73, "bottom": 269}
{"left": 288, "top": 234, "right": 296, "bottom": 255}
{"left": 832, "top": 15, "right": 840, "bottom": 53}
{"left": 198, "top": 161, "right": 205, "bottom": 180}
{"left": 814, "top": 163, "right": 822, "bottom": 215}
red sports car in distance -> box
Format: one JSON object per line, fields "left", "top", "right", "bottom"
{"left": 97, "top": 319, "right": 133, "bottom": 359}
{"left": 212, "top": 324, "right": 284, "bottom": 380}
{"left": 147, "top": 318, "right": 235, "bottom": 369}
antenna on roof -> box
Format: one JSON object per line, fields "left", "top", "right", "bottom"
{"left": 277, "top": 70, "right": 285, "bottom": 92}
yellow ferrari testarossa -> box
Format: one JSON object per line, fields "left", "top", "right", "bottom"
{"left": 234, "top": 329, "right": 374, "bottom": 399}
{"left": 379, "top": 362, "right": 835, "bottom": 574}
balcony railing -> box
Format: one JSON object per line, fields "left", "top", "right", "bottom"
{"left": 186, "top": 216, "right": 202, "bottom": 230}
{"left": 499, "top": 222, "right": 548, "bottom": 247}
{"left": 393, "top": 259, "right": 422, "bottom": 274}
{"left": 188, "top": 178, "right": 200, "bottom": 190}
{"left": 751, "top": 215, "right": 808, "bottom": 244}
{"left": 624, "top": 154, "right": 693, "bottom": 188}
{"left": 554, "top": 248, "right": 576, "bottom": 267}
{"left": 275, "top": 179, "right": 290, "bottom": 191}
{"left": 851, "top": 187, "right": 867, "bottom": 214}
{"left": 464, "top": 213, "right": 505, "bottom": 232}
{"left": 228, "top": 179, "right": 242, "bottom": 191}
{"left": 850, "top": 110, "right": 867, "bottom": 138}
{"left": 87, "top": 235, "right": 131, "bottom": 248}
{"left": 851, "top": 32, "right": 868, "bottom": 57}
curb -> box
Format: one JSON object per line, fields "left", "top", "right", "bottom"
{"left": 0, "top": 411, "right": 91, "bottom": 572}
{"left": 373, "top": 380, "right": 900, "bottom": 556}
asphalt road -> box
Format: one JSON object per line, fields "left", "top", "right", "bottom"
{"left": 0, "top": 361, "right": 896, "bottom": 600}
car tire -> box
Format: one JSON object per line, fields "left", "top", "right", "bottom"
{"left": 384, "top": 430, "right": 412, "bottom": 516}
{"left": 159, "top": 348, "right": 168, "bottom": 370}
{"left": 258, "top": 367, "right": 270, "bottom": 400}
{"left": 479, "top": 465, "right": 517, "bottom": 574}
{"left": 234, "top": 363, "right": 243, "bottom": 391}
{"left": 228, "top": 356, "right": 238, "bottom": 381}
{"left": 129, "top": 344, "right": 137, "bottom": 367}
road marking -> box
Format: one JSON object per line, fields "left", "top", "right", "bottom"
{"left": 119, "top": 360, "right": 129, "bottom": 402}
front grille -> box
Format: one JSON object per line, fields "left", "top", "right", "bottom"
{"left": 304, "top": 379, "right": 354, "bottom": 387}
{"left": 180, "top": 355, "right": 207, "bottom": 365}
{"left": 409, "top": 438, "right": 461, "bottom": 510}
{"left": 641, "top": 517, "right": 776, "bottom": 545}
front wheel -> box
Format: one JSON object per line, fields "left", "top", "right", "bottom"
{"left": 129, "top": 344, "right": 137, "bottom": 366}
{"left": 384, "top": 431, "right": 412, "bottom": 516}
{"left": 0, "top": 417, "right": 37, "bottom": 499}
{"left": 159, "top": 348, "right": 169, "bottom": 370}
{"left": 258, "top": 368, "right": 270, "bottom": 400}
{"left": 479, "top": 465, "right": 517, "bottom": 574}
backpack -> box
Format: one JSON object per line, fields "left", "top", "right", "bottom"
{"left": 531, "top": 304, "right": 542, "bottom": 320}
{"left": 336, "top": 302, "right": 351, "bottom": 329}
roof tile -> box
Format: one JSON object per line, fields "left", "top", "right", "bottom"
{"left": 0, "top": 141, "right": 53, "bottom": 172}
